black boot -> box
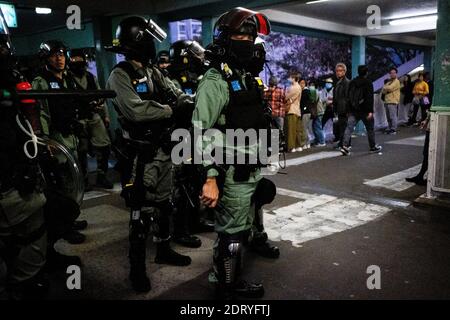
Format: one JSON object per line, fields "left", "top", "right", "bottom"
{"left": 95, "top": 147, "right": 113, "bottom": 189}
{"left": 72, "top": 220, "right": 88, "bottom": 231}
{"left": 173, "top": 234, "right": 202, "bottom": 248}
{"left": 154, "top": 240, "right": 191, "bottom": 266}
{"left": 63, "top": 229, "right": 86, "bottom": 245}
{"left": 234, "top": 280, "right": 265, "bottom": 298}
{"left": 250, "top": 232, "right": 280, "bottom": 259}
{"left": 129, "top": 218, "right": 151, "bottom": 293}
{"left": 406, "top": 175, "right": 426, "bottom": 186}
{"left": 10, "top": 271, "right": 50, "bottom": 300}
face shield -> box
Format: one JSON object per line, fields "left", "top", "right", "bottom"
{"left": 214, "top": 7, "right": 271, "bottom": 37}
{"left": 0, "top": 9, "right": 14, "bottom": 66}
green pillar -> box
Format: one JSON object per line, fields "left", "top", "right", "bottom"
{"left": 351, "top": 36, "right": 366, "bottom": 79}
{"left": 432, "top": 0, "right": 450, "bottom": 111}
{"left": 201, "top": 17, "right": 216, "bottom": 47}
{"left": 424, "top": 47, "right": 433, "bottom": 76}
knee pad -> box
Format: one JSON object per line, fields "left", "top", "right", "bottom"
{"left": 253, "top": 178, "right": 276, "bottom": 208}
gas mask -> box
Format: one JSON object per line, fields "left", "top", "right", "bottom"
{"left": 229, "top": 39, "right": 254, "bottom": 68}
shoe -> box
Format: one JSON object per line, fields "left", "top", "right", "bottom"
{"left": 251, "top": 241, "right": 280, "bottom": 259}
{"left": 234, "top": 280, "right": 265, "bottom": 299}
{"left": 305, "top": 144, "right": 311, "bottom": 149}
{"left": 388, "top": 130, "right": 397, "bottom": 135}
{"left": 155, "top": 240, "right": 192, "bottom": 266}
{"left": 406, "top": 176, "right": 426, "bottom": 186}
{"left": 63, "top": 229, "right": 86, "bottom": 245}
{"left": 10, "top": 271, "right": 50, "bottom": 300}
{"left": 72, "top": 220, "right": 88, "bottom": 231}
{"left": 289, "top": 148, "right": 296, "bottom": 153}
{"left": 173, "top": 234, "right": 202, "bottom": 248}
{"left": 294, "top": 147, "right": 303, "bottom": 152}
{"left": 317, "top": 143, "right": 326, "bottom": 147}
{"left": 46, "top": 249, "right": 81, "bottom": 271}
{"left": 340, "top": 146, "right": 350, "bottom": 156}
{"left": 96, "top": 173, "right": 113, "bottom": 189}
{"left": 370, "top": 145, "right": 383, "bottom": 153}
{"left": 129, "top": 271, "right": 151, "bottom": 293}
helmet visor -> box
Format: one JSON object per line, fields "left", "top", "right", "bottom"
{"left": 0, "top": 9, "right": 9, "bottom": 35}
{"left": 215, "top": 7, "right": 270, "bottom": 36}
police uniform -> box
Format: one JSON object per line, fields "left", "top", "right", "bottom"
{"left": 0, "top": 20, "right": 47, "bottom": 298}
{"left": 72, "top": 71, "right": 112, "bottom": 186}
{"left": 193, "top": 7, "right": 272, "bottom": 299}
{"left": 105, "top": 16, "right": 193, "bottom": 293}
{"left": 32, "top": 70, "right": 80, "bottom": 155}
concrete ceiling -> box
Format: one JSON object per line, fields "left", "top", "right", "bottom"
{"left": 275, "top": 0, "right": 437, "bottom": 28}
{"left": 4, "top": 0, "right": 437, "bottom": 43}
{"left": 271, "top": 0, "right": 437, "bottom": 42}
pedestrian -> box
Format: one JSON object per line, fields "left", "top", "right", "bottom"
{"left": 407, "top": 72, "right": 429, "bottom": 126}
{"left": 382, "top": 67, "right": 401, "bottom": 134}
{"left": 309, "top": 79, "right": 326, "bottom": 146}
{"left": 332, "top": 63, "right": 350, "bottom": 147}
{"left": 299, "top": 78, "right": 311, "bottom": 149}
{"left": 264, "top": 75, "right": 286, "bottom": 132}
{"left": 341, "top": 65, "right": 382, "bottom": 155}
{"left": 406, "top": 113, "right": 431, "bottom": 186}
{"left": 284, "top": 71, "right": 304, "bottom": 152}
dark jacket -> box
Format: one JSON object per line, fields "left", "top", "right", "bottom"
{"left": 349, "top": 76, "right": 374, "bottom": 114}
{"left": 300, "top": 88, "right": 311, "bottom": 116}
{"left": 402, "top": 80, "right": 414, "bottom": 104}
{"left": 333, "top": 77, "right": 350, "bottom": 115}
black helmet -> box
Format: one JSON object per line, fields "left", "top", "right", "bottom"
{"left": 213, "top": 7, "right": 270, "bottom": 45}
{"left": 0, "top": 9, "right": 14, "bottom": 70}
{"left": 38, "top": 40, "right": 69, "bottom": 61}
{"left": 106, "top": 16, "right": 166, "bottom": 65}
{"left": 68, "top": 48, "right": 88, "bottom": 75}
{"left": 69, "top": 48, "right": 88, "bottom": 62}
{"left": 169, "top": 40, "right": 205, "bottom": 74}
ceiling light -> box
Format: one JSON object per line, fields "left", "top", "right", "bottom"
{"left": 389, "top": 14, "right": 437, "bottom": 26}
{"left": 35, "top": 7, "right": 52, "bottom": 14}
{"left": 306, "top": 0, "right": 329, "bottom": 4}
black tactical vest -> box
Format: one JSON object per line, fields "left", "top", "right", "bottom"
{"left": 0, "top": 70, "right": 41, "bottom": 193}
{"left": 112, "top": 61, "right": 173, "bottom": 144}
{"left": 218, "top": 68, "right": 267, "bottom": 132}
{"left": 72, "top": 71, "right": 100, "bottom": 119}
{"left": 39, "top": 70, "right": 80, "bottom": 135}
{"left": 175, "top": 71, "right": 199, "bottom": 95}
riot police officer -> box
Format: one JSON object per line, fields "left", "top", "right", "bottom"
{"left": 68, "top": 48, "right": 113, "bottom": 190}
{"left": 192, "top": 7, "right": 274, "bottom": 299}
{"left": 155, "top": 50, "right": 170, "bottom": 76}
{"left": 0, "top": 12, "right": 48, "bottom": 299}
{"left": 106, "top": 16, "right": 193, "bottom": 293}
{"left": 168, "top": 40, "right": 210, "bottom": 248}
{"left": 32, "top": 41, "right": 86, "bottom": 252}
{"left": 247, "top": 38, "right": 280, "bottom": 259}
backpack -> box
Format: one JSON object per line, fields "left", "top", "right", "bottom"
{"left": 348, "top": 80, "right": 365, "bottom": 111}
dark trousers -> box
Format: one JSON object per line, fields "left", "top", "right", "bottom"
{"left": 343, "top": 113, "right": 376, "bottom": 149}
{"left": 336, "top": 114, "right": 348, "bottom": 147}
{"left": 322, "top": 105, "right": 334, "bottom": 128}
{"left": 410, "top": 100, "right": 428, "bottom": 124}
{"left": 417, "top": 131, "right": 430, "bottom": 179}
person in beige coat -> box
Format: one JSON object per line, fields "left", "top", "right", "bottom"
{"left": 382, "top": 67, "right": 401, "bottom": 134}
{"left": 284, "top": 72, "right": 304, "bottom": 152}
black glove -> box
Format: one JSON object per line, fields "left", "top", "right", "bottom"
{"left": 171, "top": 94, "right": 195, "bottom": 128}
